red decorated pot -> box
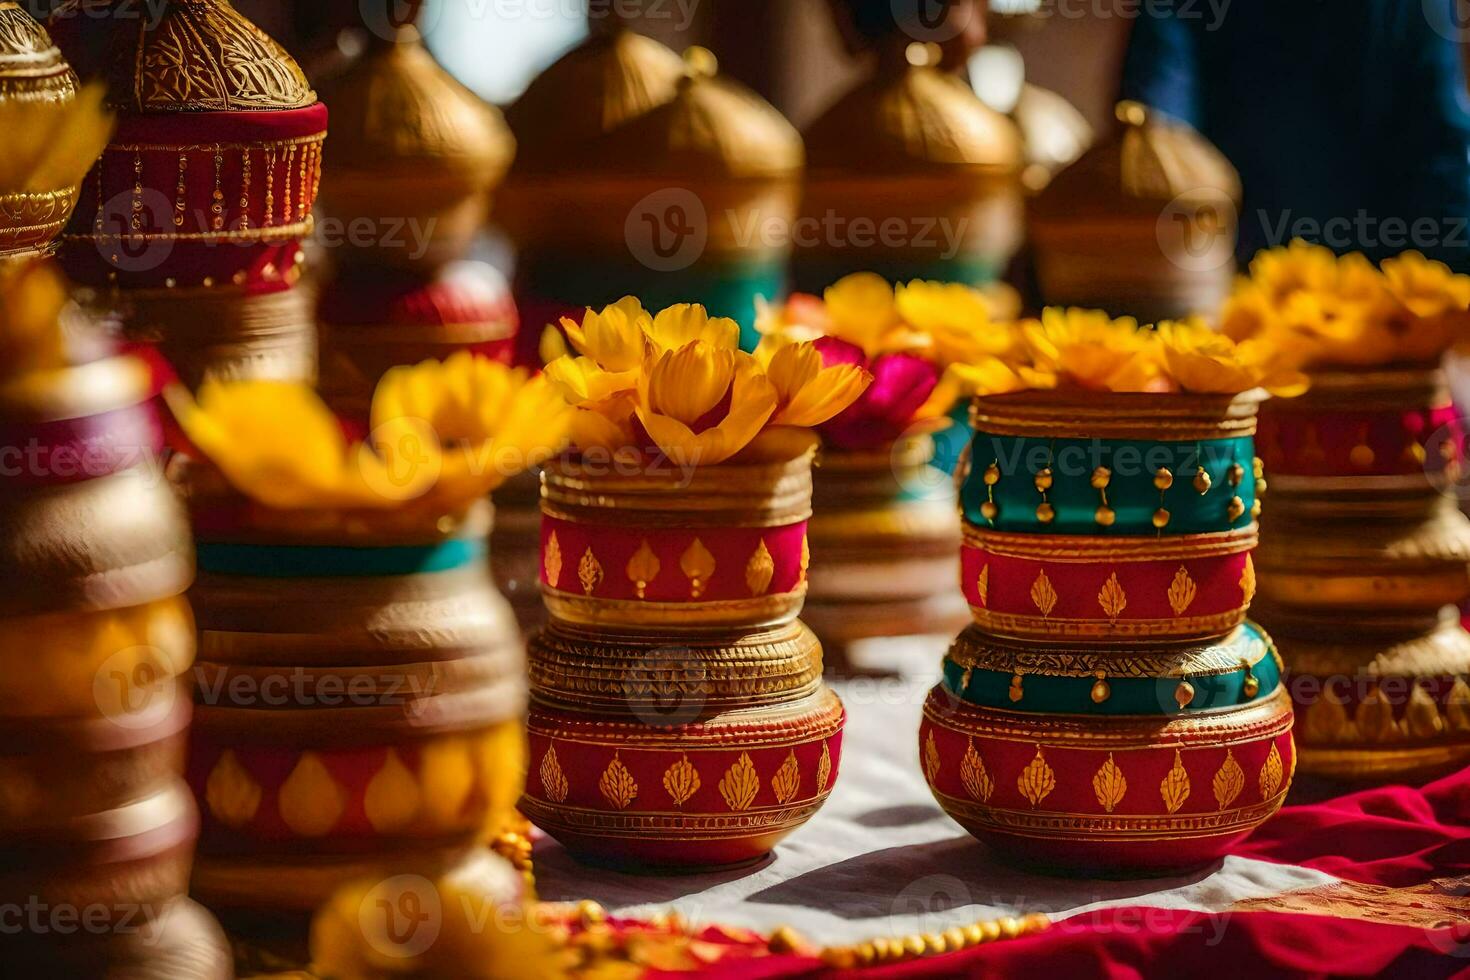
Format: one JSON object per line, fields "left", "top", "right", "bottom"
{"left": 524, "top": 449, "right": 843, "bottom": 869}
{"left": 1253, "top": 367, "right": 1470, "bottom": 782}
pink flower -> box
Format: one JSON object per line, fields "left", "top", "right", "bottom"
{"left": 813, "top": 338, "right": 942, "bottom": 451}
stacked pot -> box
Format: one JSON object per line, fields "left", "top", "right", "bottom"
{"left": 1252, "top": 368, "right": 1470, "bottom": 782}
{"left": 177, "top": 466, "right": 527, "bottom": 926}
{"left": 50, "top": 0, "right": 326, "bottom": 386}
{"left": 522, "top": 451, "right": 844, "bottom": 869}
{"left": 920, "top": 390, "right": 1295, "bottom": 874}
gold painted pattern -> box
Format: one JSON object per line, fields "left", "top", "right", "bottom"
{"left": 1160, "top": 749, "right": 1191, "bottom": 814}
{"left": 923, "top": 730, "right": 941, "bottom": 783}
{"left": 544, "top": 530, "right": 563, "bottom": 588}
{"left": 663, "top": 754, "right": 700, "bottom": 807}
{"left": 719, "top": 752, "right": 760, "bottom": 811}
{"left": 681, "top": 539, "right": 717, "bottom": 598}
{"left": 204, "top": 749, "right": 260, "bottom": 828}
{"left": 961, "top": 738, "right": 994, "bottom": 802}
{"left": 577, "top": 546, "right": 604, "bottom": 595}
{"left": 598, "top": 754, "right": 638, "bottom": 810}
{"left": 1092, "top": 753, "right": 1127, "bottom": 813}
{"left": 539, "top": 745, "right": 569, "bottom": 803}
{"left": 771, "top": 750, "right": 801, "bottom": 804}
{"left": 1167, "top": 566, "right": 1198, "bottom": 615}
{"left": 1097, "top": 572, "right": 1127, "bottom": 621}
{"left": 976, "top": 564, "right": 989, "bottom": 607}
{"left": 746, "top": 539, "right": 775, "bottom": 596}
{"left": 626, "top": 539, "right": 660, "bottom": 599}
{"left": 1213, "top": 750, "right": 1245, "bottom": 809}
{"left": 1017, "top": 746, "right": 1056, "bottom": 807}
{"left": 1029, "top": 570, "right": 1058, "bottom": 618}
{"left": 817, "top": 742, "right": 833, "bottom": 793}
{"left": 1259, "top": 743, "right": 1284, "bottom": 799}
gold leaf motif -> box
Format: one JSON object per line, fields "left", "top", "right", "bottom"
{"left": 960, "top": 738, "right": 994, "bottom": 802}
{"left": 539, "top": 745, "right": 569, "bottom": 803}
{"left": 1239, "top": 555, "right": 1256, "bottom": 605}
{"left": 1304, "top": 686, "right": 1356, "bottom": 743}
{"left": 1447, "top": 678, "right": 1470, "bottom": 734}
{"left": 577, "top": 546, "right": 603, "bottom": 596}
{"left": 544, "top": 531, "right": 563, "bottom": 588}
{"left": 1356, "top": 686, "right": 1401, "bottom": 742}
{"left": 1406, "top": 684, "right": 1446, "bottom": 740}
{"left": 976, "top": 564, "right": 989, "bottom": 607}
{"left": 718, "top": 752, "right": 760, "bottom": 811}
{"left": 745, "top": 538, "right": 775, "bottom": 596}
{"left": 799, "top": 533, "right": 810, "bottom": 583}
{"left": 1259, "top": 743, "right": 1284, "bottom": 799}
{"left": 363, "top": 750, "right": 420, "bottom": 832}
{"left": 1017, "top": 745, "right": 1056, "bottom": 807}
{"left": 626, "top": 540, "right": 661, "bottom": 599}
{"left": 680, "top": 538, "right": 717, "bottom": 598}
{"left": 1212, "top": 749, "right": 1245, "bottom": 809}
{"left": 1167, "top": 566, "right": 1197, "bottom": 616}
{"left": 278, "top": 752, "right": 345, "bottom": 837}
{"left": 1160, "top": 748, "right": 1191, "bottom": 814}
{"left": 817, "top": 742, "right": 833, "bottom": 792}
{"left": 1092, "top": 753, "right": 1127, "bottom": 813}
{"left": 662, "top": 754, "right": 700, "bottom": 807}
{"left": 598, "top": 754, "right": 637, "bottom": 810}
{"left": 771, "top": 750, "right": 801, "bottom": 804}
{"left": 1097, "top": 572, "right": 1127, "bottom": 621}
{"left": 1029, "top": 569, "right": 1058, "bottom": 618}
{"left": 205, "top": 750, "right": 261, "bottom": 829}
{"left": 922, "top": 730, "right": 941, "bottom": 783}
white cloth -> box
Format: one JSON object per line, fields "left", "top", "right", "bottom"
{"left": 531, "top": 638, "right": 1334, "bottom": 945}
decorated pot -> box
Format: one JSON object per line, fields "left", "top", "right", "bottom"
{"left": 0, "top": 344, "right": 229, "bottom": 975}
{"left": 800, "top": 436, "right": 969, "bottom": 662}
{"left": 175, "top": 468, "right": 527, "bottom": 921}
{"left": 1252, "top": 367, "right": 1470, "bottom": 782}
{"left": 922, "top": 388, "right": 1293, "bottom": 875}
{"left": 523, "top": 451, "right": 844, "bottom": 869}
{"left": 50, "top": 0, "right": 325, "bottom": 384}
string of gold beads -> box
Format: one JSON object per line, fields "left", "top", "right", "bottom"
{"left": 981, "top": 460, "right": 1000, "bottom": 522}
{"left": 1092, "top": 466, "right": 1115, "bottom": 526}
{"left": 818, "top": 913, "right": 1050, "bottom": 968}
{"left": 1091, "top": 670, "right": 1110, "bottom": 704}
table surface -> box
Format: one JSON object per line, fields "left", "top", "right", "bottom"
{"left": 532, "top": 638, "right": 1331, "bottom": 946}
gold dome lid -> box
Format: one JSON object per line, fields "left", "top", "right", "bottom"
{"left": 319, "top": 26, "right": 513, "bottom": 187}
{"left": 0, "top": 1, "right": 75, "bottom": 101}
{"left": 599, "top": 48, "right": 802, "bottom": 180}
{"left": 804, "top": 44, "right": 1021, "bottom": 177}
{"left": 505, "top": 26, "right": 684, "bottom": 176}
{"left": 1033, "top": 101, "right": 1239, "bottom": 220}
{"left": 51, "top": 0, "right": 314, "bottom": 112}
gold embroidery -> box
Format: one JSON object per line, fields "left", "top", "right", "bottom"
{"left": 1167, "top": 566, "right": 1197, "bottom": 615}
{"left": 745, "top": 539, "right": 775, "bottom": 596}
{"left": 771, "top": 750, "right": 801, "bottom": 804}
{"left": 363, "top": 751, "right": 420, "bottom": 832}
{"left": 1092, "top": 753, "right": 1127, "bottom": 813}
{"left": 577, "top": 547, "right": 604, "bottom": 596}
{"left": 1239, "top": 555, "right": 1256, "bottom": 604}
{"left": 539, "top": 745, "right": 569, "bottom": 803}
{"left": 1160, "top": 748, "right": 1190, "bottom": 814}
{"left": 681, "top": 538, "right": 717, "bottom": 598}
{"left": 1259, "top": 743, "right": 1283, "bottom": 799}
{"left": 960, "top": 738, "right": 994, "bottom": 802}
{"left": 1017, "top": 746, "right": 1056, "bottom": 807}
{"left": 799, "top": 533, "right": 810, "bottom": 583}
{"left": 1213, "top": 749, "right": 1245, "bottom": 809}
{"left": 1097, "top": 572, "right": 1127, "bottom": 621}
{"left": 923, "top": 730, "right": 941, "bottom": 783}
{"left": 662, "top": 754, "right": 700, "bottom": 807}
{"left": 719, "top": 752, "right": 760, "bottom": 811}
{"left": 544, "top": 531, "right": 563, "bottom": 588}
{"left": 626, "top": 539, "right": 660, "bottom": 599}
{"left": 817, "top": 742, "right": 833, "bottom": 792}
{"left": 1030, "top": 570, "right": 1058, "bottom": 618}
{"left": 204, "top": 750, "right": 260, "bottom": 829}
{"left": 976, "top": 564, "right": 989, "bottom": 607}
{"left": 598, "top": 754, "right": 637, "bottom": 810}
{"left": 278, "top": 752, "right": 345, "bottom": 837}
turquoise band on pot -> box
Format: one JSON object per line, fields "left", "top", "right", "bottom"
{"left": 961, "top": 433, "right": 1257, "bottom": 535}
{"left": 939, "top": 639, "right": 1281, "bottom": 716}
{"left": 519, "top": 253, "right": 787, "bottom": 352}
{"left": 196, "top": 539, "right": 484, "bottom": 578}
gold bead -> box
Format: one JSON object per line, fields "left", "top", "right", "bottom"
{"left": 1243, "top": 669, "right": 1260, "bottom": 698}
{"left": 962, "top": 923, "right": 984, "bottom": 945}
{"left": 855, "top": 943, "right": 876, "bottom": 965}
{"left": 998, "top": 917, "right": 1023, "bottom": 939}
{"left": 1090, "top": 466, "right": 1111, "bottom": 489}
{"left": 1094, "top": 505, "right": 1116, "bottom": 527}
{"left": 909, "top": 933, "right": 933, "bottom": 956}
{"left": 1153, "top": 466, "right": 1174, "bottom": 491}
{"left": 1193, "top": 467, "right": 1212, "bottom": 494}
{"left": 981, "top": 920, "right": 1002, "bottom": 942}
{"left": 1034, "top": 467, "right": 1053, "bottom": 491}
{"left": 1152, "top": 508, "right": 1170, "bottom": 528}
{"left": 1255, "top": 476, "right": 1268, "bottom": 495}
{"left": 1090, "top": 671, "right": 1110, "bottom": 704}
{"left": 769, "top": 926, "right": 804, "bottom": 953}
{"left": 983, "top": 463, "right": 1001, "bottom": 485}
{"left": 1227, "top": 463, "right": 1245, "bottom": 486}
{"left": 1175, "top": 680, "right": 1196, "bottom": 709}
{"left": 980, "top": 500, "right": 998, "bottom": 521}
{"left": 1349, "top": 444, "right": 1375, "bottom": 468}
{"left": 943, "top": 927, "right": 965, "bottom": 950}
{"left": 1251, "top": 499, "right": 1262, "bottom": 519}
{"left": 577, "top": 899, "right": 606, "bottom": 926}
{"left": 1008, "top": 674, "right": 1023, "bottom": 703}
{"left": 1252, "top": 456, "right": 1265, "bottom": 479}
{"left": 1227, "top": 496, "right": 1245, "bottom": 521}
{"left": 1035, "top": 502, "right": 1055, "bottom": 523}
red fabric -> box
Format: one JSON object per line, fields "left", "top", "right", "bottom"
{"left": 1257, "top": 402, "right": 1460, "bottom": 478}
{"left": 0, "top": 404, "right": 161, "bottom": 487}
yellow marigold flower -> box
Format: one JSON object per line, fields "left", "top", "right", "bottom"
{"left": 823, "top": 272, "right": 926, "bottom": 357}
{"left": 756, "top": 337, "right": 871, "bottom": 427}
{"left": 1023, "top": 308, "right": 1164, "bottom": 392}
{"left": 372, "top": 351, "right": 572, "bottom": 498}
{"left": 1382, "top": 250, "right": 1470, "bottom": 320}
{"left": 551, "top": 297, "right": 650, "bottom": 403}
{"left": 1155, "top": 318, "right": 1308, "bottom": 396}
{"left": 894, "top": 279, "right": 1014, "bottom": 364}
{"left": 645, "top": 302, "right": 741, "bottom": 352}
{"left": 636, "top": 342, "right": 777, "bottom": 466}
{"left": 0, "top": 258, "right": 67, "bottom": 378}
{"left": 167, "top": 380, "right": 401, "bottom": 510}
{"left": 1247, "top": 239, "right": 1341, "bottom": 302}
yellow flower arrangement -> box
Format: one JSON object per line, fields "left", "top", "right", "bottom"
{"left": 945, "top": 307, "right": 1307, "bottom": 399}
{"left": 545, "top": 299, "right": 870, "bottom": 466}
{"left": 166, "top": 351, "right": 571, "bottom": 512}
{"left": 1220, "top": 240, "right": 1470, "bottom": 368}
